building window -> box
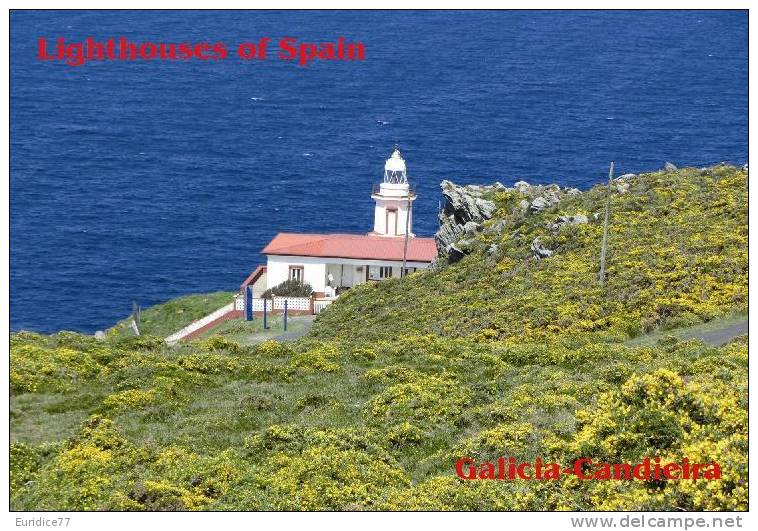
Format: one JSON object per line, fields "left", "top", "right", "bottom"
{"left": 289, "top": 266, "right": 304, "bottom": 283}
{"left": 367, "top": 265, "right": 392, "bottom": 281}
{"left": 401, "top": 267, "right": 416, "bottom": 277}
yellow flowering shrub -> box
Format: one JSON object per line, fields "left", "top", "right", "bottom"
{"left": 11, "top": 344, "right": 107, "bottom": 394}
{"left": 102, "top": 389, "right": 156, "bottom": 412}
{"left": 10, "top": 166, "right": 748, "bottom": 511}
{"left": 260, "top": 446, "right": 410, "bottom": 510}
{"left": 365, "top": 371, "right": 471, "bottom": 425}
{"left": 290, "top": 342, "right": 341, "bottom": 373}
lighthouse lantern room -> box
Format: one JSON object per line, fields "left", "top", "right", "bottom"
{"left": 370, "top": 148, "right": 416, "bottom": 237}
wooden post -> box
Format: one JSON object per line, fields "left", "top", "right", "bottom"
{"left": 131, "top": 301, "right": 141, "bottom": 335}
{"left": 263, "top": 298, "right": 269, "bottom": 329}
{"left": 283, "top": 300, "right": 288, "bottom": 331}
{"left": 599, "top": 161, "right": 614, "bottom": 286}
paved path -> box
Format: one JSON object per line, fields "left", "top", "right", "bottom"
{"left": 273, "top": 315, "right": 316, "bottom": 341}
{"left": 240, "top": 315, "right": 316, "bottom": 344}
{"left": 678, "top": 320, "right": 748, "bottom": 346}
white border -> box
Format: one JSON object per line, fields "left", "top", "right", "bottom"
{"left": 2, "top": 4, "right": 753, "bottom": 530}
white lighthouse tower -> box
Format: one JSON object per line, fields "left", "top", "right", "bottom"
{"left": 371, "top": 148, "right": 416, "bottom": 237}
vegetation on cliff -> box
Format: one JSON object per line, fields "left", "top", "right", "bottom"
{"left": 10, "top": 165, "right": 748, "bottom": 511}
{"left": 110, "top": 291, "right": 234, "bottom": 338}
{"left": 314, "top": 164, "right": 747, "bottom": 344}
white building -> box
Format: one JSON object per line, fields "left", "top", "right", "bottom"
{"left": 241, "top": 148, "right": 437, "bottom": 301}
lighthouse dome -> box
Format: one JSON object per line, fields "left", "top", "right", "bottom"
{"left": 385, "top": 149, "right": 406, "bottom": 173}
{"left": 383, "top": 148, "right": 408, "bottom": 184}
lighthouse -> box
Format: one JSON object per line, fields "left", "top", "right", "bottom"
{"left": 371, "top": 148, "right": 416, "bottom": 237}
{"left": 240, "top": 147, "right": 436, "bottom": 307}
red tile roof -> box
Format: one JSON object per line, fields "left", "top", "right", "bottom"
{"left": 262, "top": 233, "right": 438, "bottom": 262}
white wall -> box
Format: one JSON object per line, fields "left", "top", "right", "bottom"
{"left": 266, "top": 255, "right": 431, "bottom": 292}
{"left": 266, "top": 256, "right": 327, "bottom": 293}
{"left": 373, "top": 197, "right": 414, "bottom": 236}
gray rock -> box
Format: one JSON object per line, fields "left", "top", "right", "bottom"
{"left": 446, "top": 245, "right": 466, "bottom": 264}
{"left": 530, "top": 196, "right": 550, "bottom": 212}
{"left": 486, "top": 244, "right": 500, "bottom": 256}
{"left": 566, "top": 188, "right": 581, "bottom": 196}
{"left": 530, "top": 238, "right": 553, "bottom": 259}
{"left": 519, "top": 199, "right": 530, "bottom": 211}
{"left": 742, "top": 164, "right": 748, "bottom": 172}
{"left": 435, "top": 180, "right": 497, "bottom": 259}
{"left": 616, "top": 173, "right": 636, "bottom": 182}
{"left": 664, "top": 162, "right": 678, "bottom": 171}
{"left": 616, "top": 182, "right": 630, "bottom": 194}
{"left": 514, "top": 180, "right": 530, "bottom": 193}
{"left": 463, "top": 221, "right": 481, "bottom": 237}
{"left": 550, "top": 214, "right": 589, "bottom": 231}
{"left": 530, "top": 190, "right": 560, "bottom": 212}
{"left": 94, "top": 330, "right": 106, "bottom": 340}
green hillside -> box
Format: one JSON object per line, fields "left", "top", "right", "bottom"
{"left": 110, "top": 291, "right": 235, "bottom": 338}
{"left": 10, "top": 165, "right": 748, "bottom": 511}
{"left": 313, "top": 164, "right": 747, "bottom": 344}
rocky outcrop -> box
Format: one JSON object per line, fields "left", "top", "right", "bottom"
{"left": 435, "top": 178, "right": 580, "bottom": 262}
{"left": 435, "top": 180, "right": 498, "bottom": 261}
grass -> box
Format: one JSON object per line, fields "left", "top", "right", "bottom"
{"left": 11, "top": 393, "right": 91, "bottom": 445}
{"left": 195, "top": 314, "right": 315, "bottom": 345}
{"left": 110, "top": 291, "right": 234, "bottom": 338}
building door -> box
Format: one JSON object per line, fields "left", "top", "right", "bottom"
{"left": 386, "top": 209, "right": 397, "bottom": 236}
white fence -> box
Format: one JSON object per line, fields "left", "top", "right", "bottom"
{"left": 236, "top": 295, "right": 312, "bottom": 313}
{"left": 165, "top": 302, "right": 235, "bottom": 345}
{"left": 313, "top": 299, "right": 334, "bottom": 314}
{"left": 272, "top": 297, "right": 311, "bottom": 311}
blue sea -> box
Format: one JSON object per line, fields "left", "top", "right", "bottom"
{"left": 10, "top": 10, "right": 748, "bottom": 334}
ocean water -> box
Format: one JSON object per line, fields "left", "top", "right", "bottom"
{"left": 10, "top": 10, "right": 748, "bottom": 334}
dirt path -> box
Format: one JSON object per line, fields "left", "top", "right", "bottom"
{"left": 624, "top": 316, "right": 748, "bottom": 347}
{"left": 273, "top": 315, "right": 316, "bottom": 341}
{"left": 241, "top": 315, "right": 316, "bottom": 344}
{"left": 677, "top": 320, "right": 748, "bottom": 346}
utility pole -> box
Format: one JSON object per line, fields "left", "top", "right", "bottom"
{"left": 402, "top": 190, "right": 411, "bottom": 275}
{"left": 599, "top": 161, "right": 614, "bottom": 286}
{"left": 399, "top": 143, "right": 411, "bottom": 277}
